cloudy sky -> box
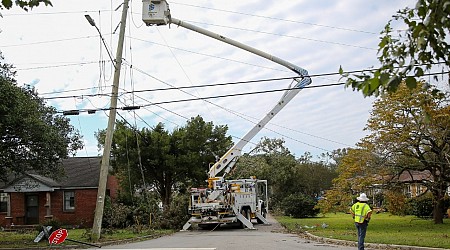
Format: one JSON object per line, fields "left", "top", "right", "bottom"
{"left": 0, "top": 0, "right": 417, "bottom": 160}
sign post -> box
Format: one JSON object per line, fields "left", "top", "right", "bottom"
{"left": 35, "top": 227, "right": 101, "bottom": 248}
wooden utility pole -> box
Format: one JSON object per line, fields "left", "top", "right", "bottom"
{"left": 92, "top": 0, "right": 129, "bottom": 241}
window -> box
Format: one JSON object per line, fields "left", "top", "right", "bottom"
{"left": 63, "top": 191, "right": 75, "bottom": 211}
{"left": 0, "top": 193, "right": 8, "bottom": 213}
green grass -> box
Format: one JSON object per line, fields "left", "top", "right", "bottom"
{"left": 276, "top": 213, "right": 450, "bottom": 249}
{"left": 0, "top": 228, "right": 173, "bottom": 249}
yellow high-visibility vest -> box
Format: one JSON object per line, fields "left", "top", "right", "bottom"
{"left": 351, "top": 202, "right": 372, "bottom": 223}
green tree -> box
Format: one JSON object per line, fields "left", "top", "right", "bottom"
{"left": 341, "top": 0, "right": 449, "bottom": 96}
{"left": 234, "top": 138, "right": 336, "bottom": 211}
{"left": 231, "top": 138, "right": 298, "bottom": 208}
{"left": 0, "top": 0, "right": 52, "bottom": 11}
{"left": 363, "top": 82, "right": 449, "bottom": 223}
{"left": 97, "top": 116, "right": 232, "bottom": 209}
{"left": 0, "top": 53, "right": 84, "bottom": 182}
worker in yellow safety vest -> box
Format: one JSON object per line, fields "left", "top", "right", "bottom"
{"left": 350, "top": 193, "right": 372, "bottom": 250}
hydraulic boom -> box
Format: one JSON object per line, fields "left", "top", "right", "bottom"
{"left": 142, "top": 0, "right": 311, "bottom": 230}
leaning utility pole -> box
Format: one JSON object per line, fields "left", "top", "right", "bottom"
{"left": 92, "top": 0, "right": 129, "bottom": 241}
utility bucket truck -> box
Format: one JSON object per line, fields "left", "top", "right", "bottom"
{"left": 142, "top": 0, "right": 312, "bottom": 230}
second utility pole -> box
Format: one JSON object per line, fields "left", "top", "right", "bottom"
{"left": 92, "top": 0, "right": 129, "bottom": 241}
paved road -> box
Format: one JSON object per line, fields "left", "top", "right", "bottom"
{"left": 88, "top": 215, "right": 355, "bottom": 250}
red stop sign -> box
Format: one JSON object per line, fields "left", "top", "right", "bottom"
{"left": 48, "top": 228, "right": 68, "bottom": 245}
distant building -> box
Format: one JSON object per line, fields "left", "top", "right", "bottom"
{"left": 366, "top": 170, "right": 450, "bottom": 207}
{"left": 0, "top": 157, "right": 118, "bottom": 228}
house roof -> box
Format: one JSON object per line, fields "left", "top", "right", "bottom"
{"left": 0, "top": 156, "right": 103, "bottom": 190}
{"left": 397, "top": 170, "right": 433, "bottom": 183}
{"left": 59, "top": 156, "right": 102, "bottom": 188}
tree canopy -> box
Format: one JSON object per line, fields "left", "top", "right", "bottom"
{"left": 0, "top": 0, "right": 52, "bottom": 11}
{"left": 232, "top": 137, "right": 337, "bottom": 212}
{"left": 341, "top": 0, "right": 449, "bottom": 96}
{"left": 364, "top": 82, "right": 449, "bottom": 223}
{"left": 96, "top": 116, "right": 232, "bottom": 209}
{"left": 319, "top": 82, "right": 449, "bottom": 223}
{"left": 0, "top": 53, "right": 83, "bottom": 182}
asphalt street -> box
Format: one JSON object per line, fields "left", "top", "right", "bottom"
{"left": 84, "top": 215, "right": 356, "bottom": 250}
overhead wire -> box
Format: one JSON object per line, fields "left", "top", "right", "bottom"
{"left": 156, "top": 27, "right": 222, "bottom": 125}
{"left": 129, "top": 0, "right": 144, "bottom": 29}
{"left": 56, "top": 70, "right": 448, "bottom": 113}
{"left": 170, "top": 2, "right": 378, "bottom": 35}
{"left": 0, "top": 9, "right": 112, "bottom": 17}
{"left": 184, "top": 20, "right": 376, "bottom": 50}
{"left": 0, "top": 35, "right": 106, "bottom": 48}
{"left": 43, "top": 64, "right": 448, "bottom": 101}
{"left": 15, "top": 61, "right": 100, "bottom": 71}
{"left": 118, "top": 93, "right": 259, "bottom": 150}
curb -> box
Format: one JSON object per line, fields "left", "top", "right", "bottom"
{"left": 303, "top": 231, "right": 447, "bottom": 250}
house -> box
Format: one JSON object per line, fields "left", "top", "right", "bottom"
{"left": 0, "top": 156, "right": 118, "bottom": 228}
{"left": 366, "top": 170, "right": 450, "bottom": 207}
{"left": 396, "top": 170, "right": 433, "bottom": 198}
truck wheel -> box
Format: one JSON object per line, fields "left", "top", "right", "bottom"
{"left": 198, "top": 223, "right": 218, "bottom": 230}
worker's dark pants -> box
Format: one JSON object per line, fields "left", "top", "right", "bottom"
{"left": 355, "top": 221, "right": 368, "bottom": 250}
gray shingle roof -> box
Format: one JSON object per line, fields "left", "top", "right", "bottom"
{"left": 60, "top": 156, "right": 102, "bottom": 188}
{"left": 0, "top": 156, "right": 102, "bottom": 190}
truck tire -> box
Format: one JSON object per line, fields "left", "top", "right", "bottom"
{"left": 198, "top": 223, "right": 219, "bottom": 230}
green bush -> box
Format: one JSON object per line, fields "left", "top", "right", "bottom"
{"left": 384, "top": 190, "right": 410, "bottom": 216}
{"left": 281, "top": 193, "right": 319, "bottom": 218}
{"left": 103, "top": 196, "right": 133, "bottom": 228}
{"left": 153, "top": 193, "right": 189, "bottom": 229}
{"left": 36, "top": 219, "right": 61, "bottom": 233}
{"left": 408, "top": 194, "right": 434, "bottom": 218}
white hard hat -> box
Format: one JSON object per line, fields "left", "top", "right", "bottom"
{"left": 357, "top": 193, "right": 369, "bottom": 201}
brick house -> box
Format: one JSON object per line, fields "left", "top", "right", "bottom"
{"left": 0, "top": 156, "right": 118, "bottom": 228}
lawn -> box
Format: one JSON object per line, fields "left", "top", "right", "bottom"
{"left": 276, "top": 213, "right": 450, "bottom": 249}
{"left": 0, "top": 228, "right": 173, "bottom": 249}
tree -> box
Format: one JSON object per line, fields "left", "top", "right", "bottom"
{"left": 363, "top": 82, "right": 449, "bottom": 223}
{"left": 315, "top": 147, "right": 383, "bottom": 214}
{"left": 0, "top": 53, "right": 84, "bottom": 182}
{"left": 233, "top": 138, "right": 337, "bottom": 211}
{"left": 0, "top": 0, "right": 52, "bottom": 11}
{"left": 341, "top": 0, "right": 449, "bottom": 96}
{"left": 97, "top": 116, "right": 232, "bottom": 209}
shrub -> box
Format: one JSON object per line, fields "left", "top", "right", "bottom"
{"left": 408, "top": 193, "right": 434, "bottom": 218}
{"left": 153, "top": 193, "right": 189, "bottom": 229}
{"left": 37, "top": 219, "right": 61, "bottom": 233}
{"left": 281, "top": 193, "right": 319, "bottom": 218}
{"left": 384, "top": 190, "right": 410, "bottom": 216}
{"left": 102, "top": 196, "right": 133, "bottom": 229}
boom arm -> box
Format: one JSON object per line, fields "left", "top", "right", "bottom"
{"left": 142, "top": 0, "right": 312, "bottom": 179}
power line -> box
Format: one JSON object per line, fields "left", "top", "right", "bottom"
{"left": 184, "top": 20, "right": 376, "bottom": 50}
{"left": 0, "top": 9, "right": 112, "bottom": 17}
{"left": 57, "top": 82, "right": 343, "bottom": 113}
{"left": 170, "top": 2, "right": 378, "bottom": 35}
{"left": 42, "top": 65, "right": 448, "bottom": 100}
{"left": 40, "top": 85, "right": 112, "bottom": 95}
{"left": 16, "top": 61, "right": 101, "bottom": 71}
{"left": 128, "top": 36, "right": 290, "bottom": 73}
{"left": 43, "top": 75, "right": 299, "bottom": 100}
{"left": 57, "top": 70, "right": 449, "bottom": 114}
{"left": 0, "top": 35, "right": 104, "bottom": 48}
